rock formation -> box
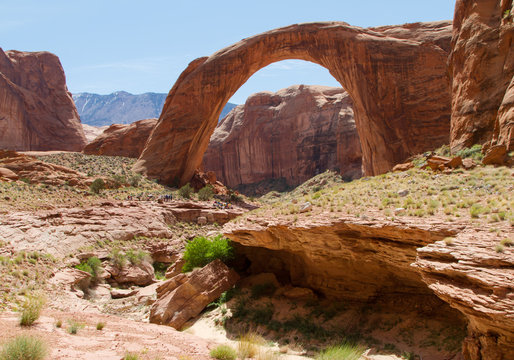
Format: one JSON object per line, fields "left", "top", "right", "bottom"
{"left": 0, "top": 48, "right": 87, "bottom": 151}
{"left": 134, "top": 21, "right": 452, "bottom": 185}
{"left": 82, "top": 123, "right": 108, "bottom": 143}
{"left": 203, "top": 85, "right": 362, "bottom": 188}
{"left": 149, "top": 259, "right": 239, "bottom": 329}
{"left": 83, "top": 118, "right": 157, "bottom": 158}
{"left": 449, "top": 0, "right": 514, "bottom": 152}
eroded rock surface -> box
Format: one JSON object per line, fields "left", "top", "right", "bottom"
{"left": 83, "top": 118, "right": 157, "bottom": 158}
{"left": 449, "top": 0, "right": 514, "bottom": 151}
{"left": 150, "top": 259, "right": 239, "bottom": 329}
{"left": 134, "top": 21, "right": 452, "bottom": 184}
{"left": 203, "top": 85, "right": 362, "bottom": 188}
{"left": 0, "top": 48, "right": 87, "bottom": 151}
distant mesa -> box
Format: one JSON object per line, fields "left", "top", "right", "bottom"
{"left": 203, "top": 85, "right": 362, "bottom": 190}
{"left": 0, "top": 48, "right": 87, "bottom": 151}
{"left": 73, "top": 91, "right": 236, "bottom": 127}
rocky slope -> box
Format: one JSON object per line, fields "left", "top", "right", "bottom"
{"left": 73, "top": 91, "right": 236, "bottom": 127}
{"left": 134, "top": 21, "right": 452, "bottom": 185}
{"left": 450, "top": 0, "right": 514, "bottom": 152}
{"left": 83, "top": 118, "right": 158, "bottom": 158}
{"left": 202, "top": 85, "right": 362, "bottom": 189}
{"left": 0, "top": 48, "right": 87, "bottom": 151}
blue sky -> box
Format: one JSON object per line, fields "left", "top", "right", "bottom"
{"left": 1, "top": 1, "right": 455, "bottom": 104}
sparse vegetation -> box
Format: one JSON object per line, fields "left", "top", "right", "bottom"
{"left": 0, "top": 335, "right": 46, "bottom": 360}
{"left": 67, "top": 319, "right": 84, "bottom": 334}
{"left": 90, "top": 178, "right": 106, "bottom": 194}
{"left": 315, "top": 343, "right": 364, "bottom": 360}
{"left": 19, "top": 293, "right": 45, "bottom": 326}
{"left": 210, "top": 344, "right": 237, "bottom": 360}
{"left": 124, "top": 353, "right": 140, "bottom": 360}
{"left": 179, "top": 183, "right": 193, "bottom": 199}
{"left": 182, "top": 234, "right": 233, "bottom": 272}
{"left": 198, "top": 185, "right": 214, "bottom": 201}
{"left": 237, "top": 332, "right": 263, "bottom": 359}
{"left": 75, "top": 256, "right": 102, "bottom": 281}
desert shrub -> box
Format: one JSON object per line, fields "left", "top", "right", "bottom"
{"left": 126, "top": 249, "right": 149, "bottom": 265}
{"left": 124, "top": 353, "right": 139, "bottom": 360}
{"left": 19, "top": 294, "right": 45, "bottom": 326}
{"left": 315, "top": 343, "right": 364, "bottom": 360}
{"left": 129, "top": 173, "right": 142, "bottom": 187}
{"left": 0, "top": 335, "right": 46, "bottom": 360}
{"left": 96, "top": 321, "right": 105, "bottom": 330}
{"left": 76, "top": 256, "right": 102, "bottom": 281}
{"left": 178, "top": 183, "right": 193, "bottom": 199}
{"left": 111, "top": 174, "right": 126, "bottom": 187}
{"left": 237, "top": 332, "right": 264, "bottom": 359}
{"left": 111, "top": 248, "right": 127, "bottom": 268}
{"left": 67, "top": 319, "right": 84, "bottom": 334}
{"left": 90, "top": 178, "right": 105, "bottom": 194}
{"left": 198, "top": 185, "right": 214, "bottom": 201}
{"left": 456, "top": 144, "right": 483, "bottom": 161}
{"left": 182, "top": 234, "right": 233, "bottom": 272}
{"left": 210, "top": 344, "right": 237, "bottom": 360}
{"left": 153, "top": 262, "right": 169, "bottom": 280}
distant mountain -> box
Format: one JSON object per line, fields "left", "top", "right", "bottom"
{"left": 73, "top": 91, "right": 237, "bottom": 127}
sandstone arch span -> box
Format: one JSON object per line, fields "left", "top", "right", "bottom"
{"left": 134, "top": 21, "right": 452, "bottom": 185}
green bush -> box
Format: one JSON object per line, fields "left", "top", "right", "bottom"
{"left": 90, "top": 178, "right": 105, "bottom": 194}
{"left": 315, "top": 343, "right": 364, "bottom": 360}
{"left": 182, "top": 234, "right": 233, "bottom": 272}
{"left": 129, "top": 173, "right": 142, "bottom": 187}
{"left": 75, "top": 256, "right": 102, "bottom": 281}
{"left": 19, "top": 294, "right": 45, "bottom": 326}
{"left": 0, "top": 335, "right": 46, "bottom": 360}
{"left": 178, "top": 183, "right": 193, "bottom": 199}
{"left": 124, "top": 353, "right": 139, "bottom": 360}
{"left": 210, "top": 344, "right": 237, "bottom": 360}
{"left": 111, "top": 248, "right": 127, "bottom": 268}
{"left": 456, "top": 144, "right": 483, "bottom": 161}
{"left": 198, "top": 185, "right": 214, "bottom": 201}
{"left": 111, "top": 174, "right": 126, "bottom": 187}
{"left": 126, "top": 249, "right": 149, "bottom": 265}
{"left": 96, "top": 321, "right": 105, "bottom": 330}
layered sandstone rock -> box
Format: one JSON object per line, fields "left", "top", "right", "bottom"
{"left": 134, "top": 21, "right": 452, "bottom": 185}
{"left": 449, "top": 0, "right": 514, "bottom": 151}
{"left": 83, "top": 118, "right": 157, "bottom": 158}
{"left": 149, "top": 259, "right": 239, "bottom": 329}
{"left": 0, "top": 48, "right": 87, "bottom": 151}
{"left": 203, "top": 85, "right": 362, "bottom": 188}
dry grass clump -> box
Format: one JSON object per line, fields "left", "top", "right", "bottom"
{"left": 19, "top": 293, "right": 45, "bottom": 326}
{"left": 237, "top": 332, "right": 266, "bottom": 359}
{"left": 315, "top": 343, "right": 364, "bottom": 360}
{"left": 0, "top": 335, "right": 46, "bottom": 360}
{"left": 210, "top": 344, "right": 237, "bottom": 360}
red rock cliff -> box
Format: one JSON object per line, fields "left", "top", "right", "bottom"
{"left": 202, "top": 85, "right": 361, "bottom": 188}
{"left": 0, "top": 48, "right": 86, "bottom": 151}
{"left": 83, "top": 118, "right": 157, "bottom": 158}
{"left": 449, "top": 0, "right": 514, "bottom": 151}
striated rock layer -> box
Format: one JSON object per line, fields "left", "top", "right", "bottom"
{"left": 203, "top": 85, "right": 361, "bottom": 188}
{"left": 449, "top": 0, "right": 514, "bottom": 151}
{"left": 83, "top": 118, "right": 158, "bottom": 158}
{"left": 0, "top": 48, "right": 86, "bottom": 151}
{"left": 225, "top": 215, "right": 514, "bottom": 359}
{"left": 134, "top": 21, "right": 452, "bottom": 185}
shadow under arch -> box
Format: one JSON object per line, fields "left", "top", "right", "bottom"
{"left": 134, "top": 21, "right": 452, "bottom": 185}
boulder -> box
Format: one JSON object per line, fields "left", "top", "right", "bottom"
{"left": 149, "top": 259, "right": 239, "bottom": 329}
{"left": 165, "top": 257, "right": 186, "bottom": 279}
{"left": 110, "top": 288, "right": 138, "bottom": 299}
{"left": 239, "top": 272, "right": 280, "bottom": 289}
{"left": 203, "top": 85, "right": 362, "bottom": 188}
{"left": 0, "top": 48, "right": 86, "bottom": 151}
{"left": 393, "top": 162, "right": 414, "bottom": 172}
{"left": 281, "top": 286, "right": 316, "bottom": 300}
{"left": 482, "top": 144, "right": 507, "bottom": 165}
{"left": 109, "top": 261, "right": 155, "bottom": 286}
{"left": 50, "top": 268, "right": 91, "bottom": 293}
{"left": 0, "top": 167, "right": 18, "bottom": 181}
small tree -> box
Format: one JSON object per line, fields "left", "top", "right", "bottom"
{"left": 178, "top": 183, "right": 193, "bottom": 199}
{"left": 90, "top": 178, "right": 105, "bottom": 194}
{"left": 198, "top": 185, "right": 214, "bottom": 201}
{"left": 182, "top": 234, "right": 233, "bottom": 272}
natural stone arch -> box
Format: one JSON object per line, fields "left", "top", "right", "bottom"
{"left": 134, "top": 21, "right": 452, "bottom": 185}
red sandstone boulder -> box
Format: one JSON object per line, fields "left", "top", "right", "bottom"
{"left": 482, "top": 144, "right": 508, "bottom": 165}
{"left": 106, "top": 260, "right": 155, "bottom": 287}
{"left": 190, "top": 170, "right": 228, "bottom": 195}
{"left": 449, "top": 0, "right": 514, "bottom": 152}
{"left": 150, "top": 259, "right": 239, "bottom": 329}
{"left": 83, "top": 118, "right": 158, "bottom": 158}
{"left": 0, "top": 167, "right": 18, "bottom": 181}
{"left": 0, "top": 48, "right": 87, "bottom": 151}
{"left": 203, "top": 85, "right": 362, "bottom": 188}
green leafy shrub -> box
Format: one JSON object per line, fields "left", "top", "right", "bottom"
{"left": 126, "top": 249, "right": 149, "bottom": 265}
{"left": 19, "top": 294, "right": 45, "bottom": 326}
{"left": 75, "top": 256, "right": 102, "bottom": 281}
{"left": 90, "top": 178, "right": 105, "bottom": 194}
{"left": 210, "top": 344, "right": 237, "bottom": 360}
{"left": 182, "top": 234, "right": 233, "bottom": 272}
{"left": 0, "top": 335, "right": 46, "bottom": 360}
{"left": 198, "top": 185, "right": 214, "bottom": 201}
{"left": 456, "top": 144, "right": 483, "bottom": 161}
{"left": 178, "top": 183, "right": 193, "bottom": 199}
{"left": 315, "top": 343, "right": 364, "bottom": 360}
{"left": 111, "top": 174, "right": 126, "bottom": 187}
{"left": 111, "top": 248, "right": 127, "bottom": 268}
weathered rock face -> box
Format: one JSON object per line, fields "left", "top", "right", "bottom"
{"left": 149, "top": 259, "right": 239, "bottom": 329}
{"left": 0, "top": 48, "right": 87, "bottom": 151}
{"left": 134, "top": 21, "right": 452, "bottom": 185}
{"left": 449, "top": 0, "right": 514, "bottom": 151}
{"left": 83, "top": 118, "right": 157, "bottom": 158}
{"left": 203, "top": 85, "right": 361, "bottom": 188}
{"left": 82, "top": 123, "right": 108, "bottom": 143}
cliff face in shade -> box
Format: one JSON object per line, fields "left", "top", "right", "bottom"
{"left": 0, "top": 48, "right": 86, "bottom": 151}
{"left": 449, "top": 0, "right": 514, "bottom": 151}
{"left": 202, "top": 85, "right": 362, "bottom": 188}
{"left": 134, "top": 21, "right": 452, "bottom": 185}
{"left": 83, "top": 118, "right": 158, "bottom": 158}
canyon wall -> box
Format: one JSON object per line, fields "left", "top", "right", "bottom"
{"left": 450, "top": 0, "right": 514, "bottom": 151}
{"left": 202, "top": 85, "right": 361, "bottom": 188}
{"left": 0, "top": 48, "right": 86, "bottom": 151}
{"left": 83, "top": 118, "right": 157, "bottom": 158}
